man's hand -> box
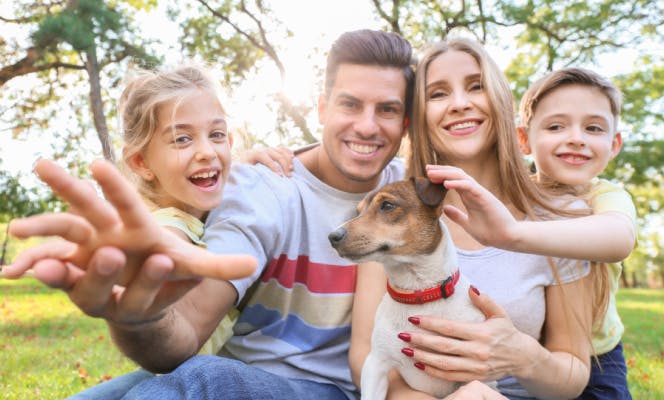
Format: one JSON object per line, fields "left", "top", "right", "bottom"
{"left": 6, "top": 159, "right": 257, "bottom": 283}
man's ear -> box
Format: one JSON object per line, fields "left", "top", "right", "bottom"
{"left": 317, "top": 94, "right": 328, "bottom": 125}
{"left": 125, "top": 150, "right": 154, "bottom": 181}
{"left": 610, "top": 132, "right": 623, "bottom": 160}
{"left": 516, "top": 126, "right": 531, "bottom": 155}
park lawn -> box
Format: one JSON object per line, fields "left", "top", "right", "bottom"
{"left": 0, "top": 278, "right": 662, "bottom": 399}
{"left": 618, "top": 288, "right": 664, "bottom": 399}
{"left": 0, "top": 277, "right": 137, "bottom": 400}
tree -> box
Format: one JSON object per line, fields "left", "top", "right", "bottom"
{"left": 171, "top": 0, "right": 317, "bottom": 145}
{"left": 1, "top": 0, "right": 161, "bottom": 162}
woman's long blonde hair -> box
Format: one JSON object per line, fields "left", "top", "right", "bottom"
{"left": 407, "top": 37, "right": 601, "bottom": 353}
{"left": 407, "top": 37, "right": 553, "bottom": 218}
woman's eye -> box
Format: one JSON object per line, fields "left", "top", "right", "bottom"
{"left": 174, "top": 135, "right": 191, "bottom": 144}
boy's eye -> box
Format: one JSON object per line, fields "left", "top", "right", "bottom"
{"left": 586, "top": 125, "right": 606, "bottom": 134}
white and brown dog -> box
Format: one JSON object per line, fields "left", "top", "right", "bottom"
{"left": 328, "top": 177, "right": 487, "bottom": 399}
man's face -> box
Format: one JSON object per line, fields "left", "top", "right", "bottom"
{"left": 317, "top": 64, "right": 407, "bottom": 193}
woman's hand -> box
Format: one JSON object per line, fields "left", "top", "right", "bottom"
{"left": 397, "top": 287, "right": 537, "bottom": 383}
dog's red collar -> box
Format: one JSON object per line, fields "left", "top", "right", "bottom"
{"left": 386, "top": 270, "right": 460, "bottom": 305}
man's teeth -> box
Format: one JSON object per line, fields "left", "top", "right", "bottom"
{"left": 349, "top": 143, "right": 378, "bottom": 154}
{"left": 190, "top": 171, "right": 217, "bottom": 179}
{"left": 448, "top": 121, "right": 479, "bottom": 130}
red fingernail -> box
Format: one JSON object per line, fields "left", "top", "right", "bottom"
{"left": 401, "top": 348, "right": 414, "bottom": 357}
{"left": 470, "top": 285, "right": 480, "bottom": 296}
{"left": 408, "top": 316, "right": 420, "bottom": 325}
{"left": 398, "top": 332, "right": 411, "bottom": 342}
{"left": 414, "top": 362, "right": 425, "bottom": 370}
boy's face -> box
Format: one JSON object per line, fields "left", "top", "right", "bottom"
{"left": 518, "top": 84, "right": 622, "bottom": 186}
{"left": 317, "top": 63, "right": 407, "bottom": 193}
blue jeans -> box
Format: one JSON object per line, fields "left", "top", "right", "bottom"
{"left": 122, "top": 355, "right": 350, "bottom": 399}
{"left": 67, "top": 370, "right": 154, "bottom": 400}
{"left": 576, "top": 341, "right": 632, "bottom": 399}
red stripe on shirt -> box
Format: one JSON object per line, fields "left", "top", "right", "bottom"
{"left": 262, "top": 254, "right": 357, "bottom": 294}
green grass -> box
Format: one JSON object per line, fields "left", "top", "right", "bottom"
{"left": 0, "top": 277, "right": 137, "bottom": 399}
{"left": 618, "top": 288, "right": 664, "bottom": 399}
{"left": 0, "top": 278, "right": 662, "bottom": 399}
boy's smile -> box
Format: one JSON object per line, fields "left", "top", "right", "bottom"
{"left": 520, "top": 84, "right": 622, "bottom": 186}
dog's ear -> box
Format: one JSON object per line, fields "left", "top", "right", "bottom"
{"left": 357, "top": 190, "right": 377, "bottom": 213}
{"left": 412, "top": 177, "right": 447, "bottom": 207}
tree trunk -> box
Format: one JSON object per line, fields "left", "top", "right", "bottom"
{"left": 85, "top": 47, "right": 115, "bottom": 162}
{"left": 1, "top": 223, "right": 9, "bottom": 266}
{"left": 620, "top": 262, "right": 630, "bottom": 288}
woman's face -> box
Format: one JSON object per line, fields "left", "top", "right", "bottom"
{"left": 424, "top": 50, "right": 494, "bottom": 166}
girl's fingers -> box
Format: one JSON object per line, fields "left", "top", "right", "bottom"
{"left": 90, "top": 160, "right": 154, "bottom": 231}
{"left": 34, "top": 159, "right": 119, "bottom": 231}
{"left": 9, "top": 214, "right": 94, "bottom": 244}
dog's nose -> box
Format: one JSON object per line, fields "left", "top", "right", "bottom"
{"left": 328, "top": 228, "right": 347, "bottom": 247}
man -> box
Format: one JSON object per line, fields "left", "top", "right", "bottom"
{"left": 9, "top": 29, "right": 414, "bottom": 399}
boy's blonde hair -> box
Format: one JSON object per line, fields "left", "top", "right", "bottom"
{"left": 519, "top": 67, "right": 622, "bottom": 131}
{"left": 119, "top": 65, "right": 226, "bottom": 206}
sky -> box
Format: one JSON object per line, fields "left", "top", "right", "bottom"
{"left": 0, "top": 1, "right": 652, "bottom": 179}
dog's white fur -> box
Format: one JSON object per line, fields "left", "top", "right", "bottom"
{"left": 329, "top": 178, "right": 488, "bottom": 399}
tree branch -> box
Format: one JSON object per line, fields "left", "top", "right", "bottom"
{"left": 0, "top": 47, "right": 85, "bottom": 87}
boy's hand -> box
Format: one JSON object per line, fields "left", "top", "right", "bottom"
{"left": 425, "top": 165, "right": 521, "bottom": 249}
{"left": 6, "top": 159, "right": 257, "bottom": 283}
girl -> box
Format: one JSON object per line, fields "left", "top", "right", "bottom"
{"left": 352, "top": 38, "right": 594, "bottom": 399}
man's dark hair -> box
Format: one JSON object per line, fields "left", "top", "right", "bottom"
{"left": 325, "top": 29, "right": 415, "bottom": 116}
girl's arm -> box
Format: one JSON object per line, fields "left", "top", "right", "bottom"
{"left": 426, "top": 165, "right": 635, "bottom": 263}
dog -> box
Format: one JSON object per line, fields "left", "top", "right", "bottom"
{"left": 328, "top": 177, "right": 487, "bottom": 399}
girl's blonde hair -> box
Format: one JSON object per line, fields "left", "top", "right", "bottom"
{"left": 407, "top": 37, "right": 552, "bottom": 217}
{"left": 118, "top": 65, "right": 226, "bottom": 206}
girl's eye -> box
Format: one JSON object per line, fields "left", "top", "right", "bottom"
{"left": 210, "top": 131, "right": 227, "bottom": 140}
{"left": 546, "top": 124, "right": 563, "bottom": 132}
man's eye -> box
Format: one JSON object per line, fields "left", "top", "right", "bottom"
{"left": 379, "top": 201, "right": 396, "bottom": 212}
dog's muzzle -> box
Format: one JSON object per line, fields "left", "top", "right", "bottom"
{"left": 328, "top": 228, "right": 347, "bottom": 248}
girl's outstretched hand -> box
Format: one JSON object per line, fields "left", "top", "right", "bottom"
{"left": 5, "top": 159, "right": 257, "bottom": 283}
{"left": 425, "top": 165, "right": 521, "bottom": 250}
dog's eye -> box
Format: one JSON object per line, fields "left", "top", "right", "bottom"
{"left": 379, "top": 201, "right": 396, "bottom": 212}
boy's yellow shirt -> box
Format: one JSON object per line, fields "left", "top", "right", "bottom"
{"left": 588, "top": 178, "right": 637, "bottom": 354}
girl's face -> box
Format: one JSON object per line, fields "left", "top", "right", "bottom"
{"left": 519, "top": 84, "right": 622, "bottom": 186}
{"left": 133, "top": 89, "right": 232, "bottom": 219}
{"left": 424, "top": 50, "right": 493, "bottom": 166}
